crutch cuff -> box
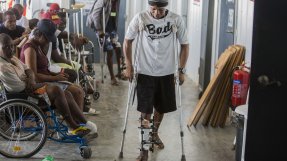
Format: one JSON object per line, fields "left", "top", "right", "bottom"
{"left": 172, "top": 24, "right": 178, "bottom": 33}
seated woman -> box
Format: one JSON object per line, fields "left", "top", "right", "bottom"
{"left": 19, "top": 20, "right": 98, "bottom": 136}
{"left": 20, "top": 19, "right": 88, "bottom": 113}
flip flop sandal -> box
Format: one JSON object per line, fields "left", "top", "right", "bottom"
{"left": 153, "top": 135, "right": 165, "bottom": 149}
{"left": 136, "top": 150, "right": 148, "bottom": 161}
{"left": 111, "top": 79, "right": 119, "bottom": 86}
{"left": 83, "top": 108, "right": 101, "bottom": 115}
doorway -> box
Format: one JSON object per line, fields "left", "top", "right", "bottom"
{"left": 245, "top": 1, "right": 287, "bottom": 160}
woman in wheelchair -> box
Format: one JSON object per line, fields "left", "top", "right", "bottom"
{"left": 20, "top": 20, "right": 89, "bottom": 116}
{"left": 0, "top": 24, "right": 97, "bottom": 138}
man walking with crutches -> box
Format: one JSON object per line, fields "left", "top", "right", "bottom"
{"left": 86, "top": 0, "right": 123, "bottom": 85}
{"left": 123, "top": 0, "right": 189, "bottom": 160}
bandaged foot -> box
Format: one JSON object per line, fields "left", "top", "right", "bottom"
{"left": 111, "top": 78, "right": 119, "bottom": 86}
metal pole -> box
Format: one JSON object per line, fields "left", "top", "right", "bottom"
{"left": 81, "top": 8, "right": 84, "bottom": 36}
{"left": 119, "top": 23, "right": 143, "bottom": 158}
{"left": 172, "top": 24, "right": 186, "bottom": 161}
{"left": 66, "top": 12, "right": 72, "bottom": 62}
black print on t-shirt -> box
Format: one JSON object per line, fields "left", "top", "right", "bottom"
{"left": 146, "top": 22, "right": 172, "bottom": 40}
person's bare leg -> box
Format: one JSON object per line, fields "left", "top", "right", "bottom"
{"left": 64, "top": 90, "right": 87, "bottom": 124}
{"left": 46, "top": 85, "right": 79, "bottom": 129}
{"left": 64, "top": 91, "right": 98, "bottom": 136}
{"left": 114, "top": 47, "right": 122, "bottom": 77}
{"left": 107, "top": 50, "right": 118, "bottom": 85}
{"left": 153, "top": 110, "right": 165, "bottom": 149}
{"left": 66, "top": 84, "right": 84, "bottom": 111}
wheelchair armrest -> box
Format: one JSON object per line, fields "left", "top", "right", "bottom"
{"left": 6, "top": 92, "right": 43, "bottom": 105}
{"left": 6, "top": 92, "right": 29, "bottom": 100}
{"left": 3, "top": 90, "right": 54, "bottom": 112}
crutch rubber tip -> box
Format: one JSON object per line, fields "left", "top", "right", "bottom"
{"left": 119, "top": 152, "right": 123, "bottom": 158}
{"left": 181, "top": 155, "right": 186, "bottom": 161}
{"left": 180, "top": 131, "right": 184, "bottom": 137}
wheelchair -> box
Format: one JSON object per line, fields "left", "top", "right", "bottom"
{"left": 0, "top": 82, "right": 92, "bottom": 159}
{"left": 63, "top": 40, "right": 100, "bottom": 102}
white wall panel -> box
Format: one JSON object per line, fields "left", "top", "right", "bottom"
{"left": 176, "top": 0, "right": 182, "bottom": 15}
{"left": 235, "top": 0, "right": 254, "bottom": 67}
{"left": 186, "top": 0, "right": 205, "bottom": 84}
{"left": 211, "top": 0, "right": 220, "bottom": 77}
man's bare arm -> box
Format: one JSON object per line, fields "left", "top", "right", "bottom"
{"left": 179, "top": 44, "right": 189, "bottom": 68}
{"left": 123, "top": 38, "right": 134, "bottom": 80}
{"left": 51, "top": 49, "right": 71, "bottom": 65}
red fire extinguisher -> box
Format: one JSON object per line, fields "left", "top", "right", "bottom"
{"left": 231, "top": 65, "right": 250, "bottom": 108}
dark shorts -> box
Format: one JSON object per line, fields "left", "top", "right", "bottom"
{"left": 137, "top": 74, "right": 176, "bottom": 114}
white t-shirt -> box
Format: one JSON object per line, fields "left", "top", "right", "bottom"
{"left": 125, "top": 10, "right": 188, "bottom": 76}
{"left": 16, "top": 16, "right": 29, "bottom": 29}
{"left": 0, "top": 56, "right": 28, "bottom": 93}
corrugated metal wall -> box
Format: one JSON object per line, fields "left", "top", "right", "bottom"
{"left": 235, "top": 0, "right": 254, "bottom": 67}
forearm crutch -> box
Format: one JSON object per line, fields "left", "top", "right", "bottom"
{"left": 60, "top": 39, "right": 67, "bottom": 59}
{"left": 71, "top": 6, "right": 85, "bottom": 85}
{"left": 172, "top": 25, "right": 186, "bottom": 161}
{"left": 96, "top": 7, "right": 106, "bottom": 83}
{"left": 118, "top": 72, "right": 137, "bottom": 158}
{"left": 63, "top": 10, "right": 77, "bottom": 70}
{"left": 65, "top": 12, "right": 72, "bottom": 63}
{"left": 96, "top": 33, "right": 106, "bottom": 83}
{"left": 75, "top": 8, "right": 83, "bottom": 85}
{"left": 119, "top": 21, "right": 144, "bottom": 159}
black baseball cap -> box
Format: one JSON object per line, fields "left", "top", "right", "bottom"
{"left": 37, "top": 19, "right": 56, "bottom": 42}
{"left": 148, "top": 0, "right": 168, "bottom": 7}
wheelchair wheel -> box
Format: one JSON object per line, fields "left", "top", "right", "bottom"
{"left": 93, "top": 91, "right": 100, "bottom": 100}
{"left": 80, "top": 146, "right": 92, "bottom": 159}
{"left": 0, "top": 99, "right": 47, "bottom": 158}
{"left": 0, "top": 99, "right": 44, "bottom": 141}
{"left": 0, "top": 114, "right": 38, "bottom": 141}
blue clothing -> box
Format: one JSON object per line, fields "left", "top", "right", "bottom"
{"left": 104, "top": 31, "right": 118, "bottom": 51}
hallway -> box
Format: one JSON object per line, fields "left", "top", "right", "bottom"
{"left": 1, "top": 65, "right": 236, "bottom": 161}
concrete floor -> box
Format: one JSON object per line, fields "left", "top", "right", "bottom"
{"left": 1, "top": 65, "right": 236, "bottom": 161}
